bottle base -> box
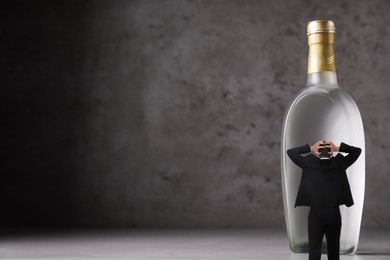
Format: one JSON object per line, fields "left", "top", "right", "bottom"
{"left": 290, "top": 242, "right": 356, "bottom": 255}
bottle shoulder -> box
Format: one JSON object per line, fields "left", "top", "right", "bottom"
{"left": 290, "top": 84, "right": 357, "bottom": 105}
{"left": 282, "top": 84, "right": 363, "bottom": 125}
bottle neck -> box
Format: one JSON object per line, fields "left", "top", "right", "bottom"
{"left": 306, "top": 71, "right": 338, "bottom": 86}
{"left": 306, "top": 33, "right": 338, "bottom": 86}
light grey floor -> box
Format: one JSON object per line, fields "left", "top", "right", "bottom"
{"left": 0, "top": 228, "right": 389, "bottom": 260}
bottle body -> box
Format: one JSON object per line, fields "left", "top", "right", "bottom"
{"left": 281, "top": 71, "right": 365, "bottom": 254}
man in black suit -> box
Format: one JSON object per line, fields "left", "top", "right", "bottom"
{"left": 287, "top": 141, "right": 362, "bottom": 260}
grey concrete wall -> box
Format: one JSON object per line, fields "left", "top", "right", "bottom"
{"left": 2, "top": 0, "right": 390, "bottom": 228}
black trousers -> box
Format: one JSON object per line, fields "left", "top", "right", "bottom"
{"left": 308, "top": 207, "right": 341, "bottom": 260}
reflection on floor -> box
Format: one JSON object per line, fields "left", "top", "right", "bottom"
{"left": 0, "top": 228, "right": 389, "bottom": 259}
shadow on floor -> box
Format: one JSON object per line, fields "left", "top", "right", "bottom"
{"left": 355, "top": 249, "right": 390, "bottom": 256}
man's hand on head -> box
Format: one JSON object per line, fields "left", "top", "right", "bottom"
{"left": 311, "top": 140, "right": 340, "bottom": 156}
{"left": 310, "top": 140, "right": 328, "bottom": 156}
{"left": 325, "top": 141, "right": 339, "bottom": 154}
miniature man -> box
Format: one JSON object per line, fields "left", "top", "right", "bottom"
{"left": 287, "top": 141, "right": 361, "bottom": 260}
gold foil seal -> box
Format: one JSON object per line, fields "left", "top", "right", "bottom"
{"left": 307, "top": 20, "right": 336, "bottom": 73}
{"left": 307, "top": 20, "right": 335, "bottom": 36}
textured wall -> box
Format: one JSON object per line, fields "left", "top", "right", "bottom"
{"left": 2, "top": 0, "right": 390, "bottom": 228}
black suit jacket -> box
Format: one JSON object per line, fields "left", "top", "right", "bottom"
{"left": 287, "top": 142, "right": 362, "bottom": 208}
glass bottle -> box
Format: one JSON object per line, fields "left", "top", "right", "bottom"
{"left": 281, "top": 20, "right": 365, "bottom": 254}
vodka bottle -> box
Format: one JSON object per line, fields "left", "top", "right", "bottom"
{"left": 281, "top": 20, "right": 365, "bottom": 254}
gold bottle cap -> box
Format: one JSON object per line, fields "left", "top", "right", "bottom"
{"left": 307, "top": 20, "right": 335, "bottom": 36}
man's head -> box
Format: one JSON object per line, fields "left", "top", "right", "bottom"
{"left": 318, "top": 143, "right": 331, "bottom": 159}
